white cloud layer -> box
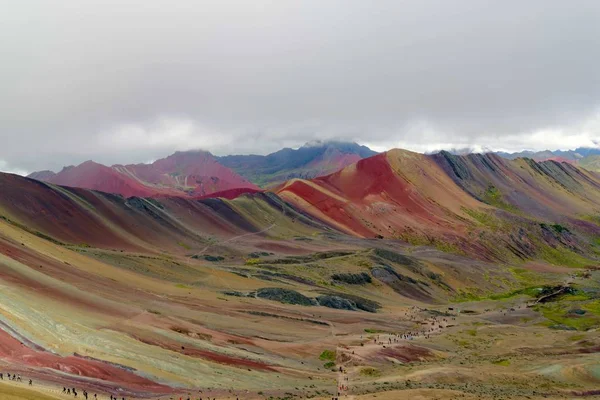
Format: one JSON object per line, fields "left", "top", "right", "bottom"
{"left": 0, "top": 160, "right": 28, "bottom": 176}
{"left": 1, "top": 0, "right": 599, "bottom": 172}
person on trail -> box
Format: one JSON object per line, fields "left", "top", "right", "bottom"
{"left": 67, "top": 389, "right": 71, "bottom": 395}
{"left": 63, "top": 387, "right": 66, "bottom": 393}
{"left": 29, "top": 379, "right": 32, "bottom": 386}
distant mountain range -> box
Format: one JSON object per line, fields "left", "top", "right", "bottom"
{"left": 28, "top": 142, "right": 600, "bottom": 200}
{"left": 495, "top": 147, "right": 600, "bottom": 171}
{"left": 30, "top": 151, "right": 259, "bottom": 198}
{"left": 218, "top": 141, "right": 377, "bottom": 186}
{"left": 28, "top": 141, "right": 377, "bottom": 197}
{"left": 12, "top": 147, "right": 600, "bottom": 265}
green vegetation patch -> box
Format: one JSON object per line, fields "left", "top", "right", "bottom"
{"left": 255, "top": 288, "right": 316, "bottom": 306}
{"left": 364, "top": 328, "right": 387, "bottom": 334}
{"left": 191, "top": 254, "right": 225, "bottom": 262}
{"left": 492, "top": 359, "right": 511, "bottom": 367}
{"left": 331, "top": 272, "right": 372, "bottom": 285}
{"left": 540, "top": 223, "right": 570, "bottom": 234}
{"left": 319, "top": 349, "right": 336, "bottom": 361}
{"left": 537, "top": 301, "right": 600, "bottom": 331}
{"left": 268, "top": 251, "right": 355, "bottom": 265}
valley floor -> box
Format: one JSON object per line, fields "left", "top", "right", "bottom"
{"left": 0, "top": 216, "right": 599, "bottom": 400}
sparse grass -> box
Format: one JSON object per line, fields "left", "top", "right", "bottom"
{"left": 395, "top": 233, "right": 466, "bottom": 255}
{"left": 434, "top": 240, "right": 464, "bottom": 254}
{"left": 583, "top": 300, "right": 600, "bottom": 315}
{"left": 537, "top": 302, "right": 600, "bottom": 331}
{"left": 360, "top": 368, "right": 381, "bottom": 377}
{"left": 177, "top": 241, "right": 191, "bottom": 250}
{"left": 509, "top": 267, "right": 547, "bottom": 287}
{"left": 489, "top": 286, "right": 545, "bottom": 300}
{"left": 568, "top": 334, "right": 586, "bottom": 341}
{"left": 482, "top": 185, "right": 519, "bottom": 213}
{"left": 537, "top": 244, "right": 592, "bottom": 268}
{"left": 462, "top": 207, "right": 504, "bottom": 231}
{"left": 452, "top": 288, "right": 484, "bottom": 302}
{"left": 492, "top": 359, "right": 511, "bottom": 366}
{"left": 175, "top": 283, "right": 191, "bottom": 289}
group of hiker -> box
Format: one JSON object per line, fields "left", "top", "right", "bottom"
{"left": 61, "top": 386, "right": 100, "bottom": 399}
{"left": 0, "top": 372, "right": 33, "bottom": 386}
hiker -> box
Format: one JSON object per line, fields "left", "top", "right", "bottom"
{"left": 29, "top": 379, "right": 32, "bottom": 386}
{"left": 63, "top": 387, "right": 67, "bottom": 393}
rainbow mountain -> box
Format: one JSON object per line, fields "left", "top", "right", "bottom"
{"left": 0, "top": 148, "right": 599, "bottom": 397}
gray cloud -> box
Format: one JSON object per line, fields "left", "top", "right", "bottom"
{"left": 2, "top": 0, "right": 600, "bottom": 173}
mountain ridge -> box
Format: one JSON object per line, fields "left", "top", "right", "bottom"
{"left": 27, "top": 141, "right": 377, "bottom": 195}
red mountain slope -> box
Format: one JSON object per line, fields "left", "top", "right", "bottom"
{"left": 115, "top": 150, "right": 258, "bottom": 196}
{"left": 32, "top": 151, "right": 259, "bottom": 198}
{"left": 46, "top": 161, "right": 168, "bottom": 198}
{"left": 276, "top": 149, "right": 486, "bottom": 242}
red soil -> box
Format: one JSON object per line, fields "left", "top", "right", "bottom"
{"left": 0, "top": 239, "right": 138, "bottom": 318}
{"left": 367, "top": 344, "right": 436, "bottom": 363}
{"left": 278, "top": 153, "right": 456, "bottom": 237}
{"left": 46, "top": 161, "right": 172, "bottom": 198}
{"left": 0, "top": 328, "right": 171, "bottom": 393}
{"left": 281, "top": 179, "right": 373, "bottom": 236}
{"left": 305, "top": 151, "right": 362, "bottom": 175}
{"left": 130, "top": 333, "right": 276, "bottom": 372}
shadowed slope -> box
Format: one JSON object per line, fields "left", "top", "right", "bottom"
{"left": 219, "top": 141, "right": 377, "bottom": 187}
{"left": 0, "top": 172, "right": 324, "bottom": 253}
{"left": 433, "top": 151, "right": 600, "bottom": 219}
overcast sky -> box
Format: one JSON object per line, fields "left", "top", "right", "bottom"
{"left": 2, "top": 0, "right": 600, "bottom": 174}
